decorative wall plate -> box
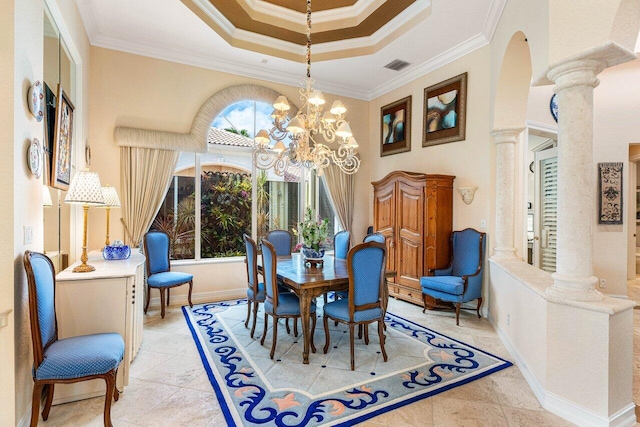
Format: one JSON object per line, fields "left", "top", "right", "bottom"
{"left": 28, "top": 80, "right": 44, "bottom": 122}
{"left": 549, "top": 94, "right": 558, "bottom": 123}
{"left": 28, "top": 138, "right": 43, "bottom": 178}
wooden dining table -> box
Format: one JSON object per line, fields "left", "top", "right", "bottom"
{"left": 258, "top": 253, "right": 392, "bottom": 364}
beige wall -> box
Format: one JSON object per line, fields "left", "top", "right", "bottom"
{"left": 0, "top": 0, "right": 17, "bottom": 423}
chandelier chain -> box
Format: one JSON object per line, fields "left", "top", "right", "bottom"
{"left": 306, "top": 0, "right": 311, "bottom": 79}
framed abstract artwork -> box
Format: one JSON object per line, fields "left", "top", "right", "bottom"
{"left": 423, "top": 72, "right": 467, "bottom": 147}
{"left": 380, "top": 96, "right": 411, "bottom": 156}
{"left": 598, "top": 162, "right": 623, "bottom": 225}
{"left": 51, "top": 84, "right": 75, "bottom": 190}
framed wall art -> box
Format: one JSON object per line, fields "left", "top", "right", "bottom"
{"left": 598, "top": 162, "right": 623, "bottom": 225}
{"left": 423, "top": 72, "right": 467, "bottom": 147}
{"left": 51, "top": 84, "right": 75, "bottom": 190}
{"left": 43, "top": 82, "right": 56, "bottom": 186}
{"left": 380, "top": 96, "right": 411, "bottom": 156}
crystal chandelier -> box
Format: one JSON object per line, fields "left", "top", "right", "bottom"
{"left": 253, "top": 0, "right": 360, "bottom": 177}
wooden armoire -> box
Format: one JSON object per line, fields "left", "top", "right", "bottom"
{"left": 372, "top": 171, "right": 455, "bottom": 307}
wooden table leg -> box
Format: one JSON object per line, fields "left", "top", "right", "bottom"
{"left": 299, "top": 289, "right": 311, "bottom": 364}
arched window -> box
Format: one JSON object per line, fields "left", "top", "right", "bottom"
{"left": 151, "top": 98, "right": 337, "bottom": 260}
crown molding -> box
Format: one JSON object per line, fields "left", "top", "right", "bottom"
{"left": 241, "top": 0, "right": 386, "bottom": 27}
{"left": 367, "top": 33, "right": 489, "bottom": 100}
{"left": 482, "top": 0, "right": 508, "bottom": 42}
{"left": 90, "top": 34, "right": 371, "bottom": 100}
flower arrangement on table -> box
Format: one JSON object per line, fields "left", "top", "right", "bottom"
{"left": 293, "top": 207, "right": 330, "bottom": 259}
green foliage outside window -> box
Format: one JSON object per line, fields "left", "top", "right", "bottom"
{"left": 200, "top": 171, "right": 252, "bottom": 257}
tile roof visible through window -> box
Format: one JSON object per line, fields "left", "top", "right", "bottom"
{"left": 208, "top": 128, "right": 255, "bottom": 147}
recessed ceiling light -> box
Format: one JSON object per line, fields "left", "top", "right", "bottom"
{"left": 384, "top": 59, "right": 410, "bottom": 71}
{"left": 261, "top": 59, "right": 269, "bottom": 64}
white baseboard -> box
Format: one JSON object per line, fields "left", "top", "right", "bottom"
{"left": 488, "top": 313, "right": 637, "bottom": 427}
{"left": 148, "top": 288, "right": 246, "bottom": 308}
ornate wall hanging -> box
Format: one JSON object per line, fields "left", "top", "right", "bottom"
{"left": 598, "top": 162, "right": 623, "bottom": 225}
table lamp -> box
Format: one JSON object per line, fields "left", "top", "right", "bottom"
{"left": 98, "top": 185, "right": 121, "bottom": 247}
{"left": 64, "top": 170, "right": 104, "bottom": 272}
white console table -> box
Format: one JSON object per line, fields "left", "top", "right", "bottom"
{"left": 53, "top": 250, "right": 145, "bottom": 404}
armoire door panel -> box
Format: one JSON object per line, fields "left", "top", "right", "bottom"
{"left": 398, "top": 237, "right": 421, "bottom": 286}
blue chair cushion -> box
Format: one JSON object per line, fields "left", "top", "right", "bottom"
{"left": 264, "top": 292, "right": 316, "bottom": 316}
{"left": 247, "top": 282, "right": 265, "bottom": 301}
{"left": 420, "top": 276, "right": 465, "bottom": 296}
{"left": 147, "top": 271, "right": 193, "bottom": 288}
{"left": 36, "top": 333, "right": 125, "bottom": 380}
{"left": 324, "top": 298, "right": 382, "bottom": 323}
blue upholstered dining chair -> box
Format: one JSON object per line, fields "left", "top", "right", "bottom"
{"left": 327, "top": 230, "right": 351, "bottom": 303}
{"left": 260, "top": 239, "right": 316, "bottom": 359}
{"left": 363, "top": 232, "right": 385, "bottom": 244}
{"left": 322, "top": 241, "right": 388, "bottom": 371}
{"left": 23, "top": 251, "right": 125, "bottom": 427}
{"left": 243, "top": 234, "right": 264, "bottom": 338}
{"left": 420, "top": 228, "right": 486, "bottom": 326}
{"left": 143, "top": 231, "right": 194, "bottom": 318}
{"left": 333, "top": 230, "right": 351, "bottom": 260}
{"left": 264, "top": 229, "right": 294, "bottom": 256}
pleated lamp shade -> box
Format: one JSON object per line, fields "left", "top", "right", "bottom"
{"left": 64, "top": 170, "right": 105, "bottom": 206}
{"left": 100, "top": 186, "right": 121, "bottom": 208}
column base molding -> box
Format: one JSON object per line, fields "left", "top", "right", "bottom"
{"left": 491, "top": 247, "right": 518, "bottom": 260}
{"left": 547, "top": 272, "right": 602, "bottom": 302}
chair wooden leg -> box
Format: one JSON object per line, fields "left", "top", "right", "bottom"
{"left": 455, "top": 303, "right": 461, "bottom": 326}
{"left": 42, "top": 383, "right": 54, "bottom": 421}
{"left": 250, "top": 301, "right": 259, "bottom": 338}
{"left": 270, "top": 316, "right": 278, "bottom": 359}
{"left": 160, "top": 288, "right": 166, "bottom": 318}
{"left": 293, "top": 317, "right": 298, "bottom": 337}
{"left": 378, "top": 320, "right": 388, "bottom": 362}
{"left": 364, "top": 325, "right": 369, "bottom": 345}
{"left": 260, "top": 313, "right": 268, "bottom": 345}
{"left": 30, "top": 383, "right": 42, "bottom": 426}
{"left": 166, "top": 288, "right": 170, "bottom": 306}
{"left": 245, "top": 300, "right": 252, "bottom": 329}
{"left": 285, "top": 318, "right": 291, "bottom": 334}
{"left": 323, "top": 293, "right": 328, "bottom": 306}
{"left": 476, "top": 297, "right": 483, "bottom": 319}
{"left": 144, "top": 285, "right": 151, "bottom": 314}
{"left": 310, "top": 313, "right": 317, "bottom": 353}
{"left": 187, "top": 280, "right": 193, "bottom": 308}
{"left": 103, "top": 370, "right": 116, "bottom": 427}
{"left": 358, "top": 324, "right": 363, "bottom": 340}
{"left": 349, "top": 324, "right": 355, "bottom": 371}
{"left": 114, "top": 384, "right": 120, "bottom": 402}
{"left": 422, "top": 293, "right": 428, "bottom": 313}
{"left": 323, "top": 314, "right": 330, "bottom": 354}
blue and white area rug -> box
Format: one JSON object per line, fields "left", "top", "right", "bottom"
{"left": 183, "top": 300, "right": 512, "bottom": 426}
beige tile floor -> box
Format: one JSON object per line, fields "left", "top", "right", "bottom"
{"left": 38, "top": 297, "right": 576, "bottom": 426}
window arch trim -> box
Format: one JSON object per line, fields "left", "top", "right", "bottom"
{"left": 114, "top": 84, "right": 299, "bottom": 151}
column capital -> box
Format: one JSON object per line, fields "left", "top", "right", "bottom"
{"left": 547, "top": 59, "right": 603, "bottom": 92}
{"left": 492, "top": 127, "right": 524, "bottom": 145}
{"left": 534, "top": 41, "right": 636, "bottom": 87}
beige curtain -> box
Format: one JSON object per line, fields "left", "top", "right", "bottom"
{"left": 322, "top": 164, "right": 354, "bottom": 232}
{"left": 120, "top": 146, "right": 179, "bottom": 247}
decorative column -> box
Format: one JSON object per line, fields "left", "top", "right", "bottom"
{"left": 542, "top": 44, "right": 635, "bottom": 302}
{"left": 492, "top": 128, "right": 524, "bottom": 260}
